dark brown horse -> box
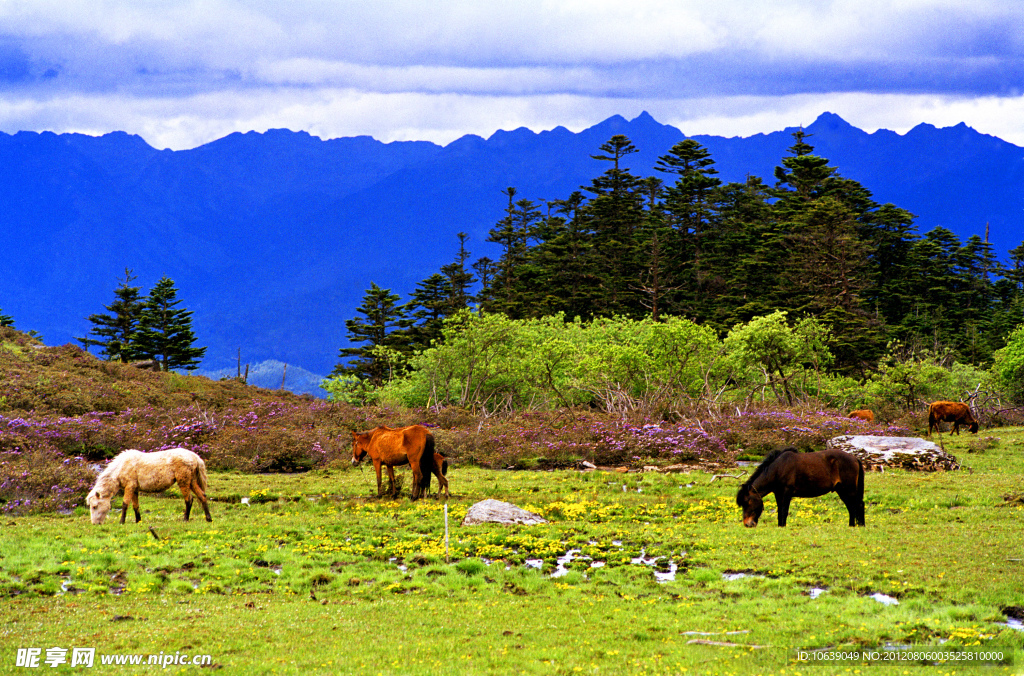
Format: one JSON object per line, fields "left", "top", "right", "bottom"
{"left": 350, "top": 425, "right": 444, "bottom": 500}
{"left": 418, "top": 451, "right": 450, "bottom": 499}
{"left": 736, "top": 447, "right": 865, "bottom": 528}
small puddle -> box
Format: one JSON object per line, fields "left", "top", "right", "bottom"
{"left": 631, "top": 548, "right": 681, "bottom": 583}
{"left": 870, "top": 592, "right": 899, "bottom": 606}
{"left": 549, "top": 549, "right": 611, "bottom": 578}
{"left": 722, "top": 571, "right": 763, "bottom": 581}
{"left": 809, "top": 587, "right": 827, "bottom": 599}
{"left": 653, "top": 564, "right": 678, "bottom": 583}
{"left": 522, "top": 546, "right": 679, "bottom": 581}
{"left": 1003, "top": 618, "right": 1023, "bottom": 632}
{"left": 551, "top": 549, "right": 587, "bottom": 578}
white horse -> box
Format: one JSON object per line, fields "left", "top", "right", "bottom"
{"left": 86, "top": 448, "right": 212, "bottom": 524}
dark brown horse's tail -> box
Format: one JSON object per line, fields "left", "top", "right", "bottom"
{"left": 419, "top": 433, "right": 437, "bottom": 490}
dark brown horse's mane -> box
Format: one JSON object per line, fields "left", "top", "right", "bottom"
{"left": 736, "top": 447, "right": 797, "bottom": 505}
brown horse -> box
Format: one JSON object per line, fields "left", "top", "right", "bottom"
{"left": 86, "top": 448, "right": 212, "bottom": 525}
{"left": 736, "top": 447, "right": 865, "bottom": 528}
{"left": 927, "top": 401, "right": 979, "bottom": 435}
{"left": 351, "top": 425, "right": 445, "bottom": 500}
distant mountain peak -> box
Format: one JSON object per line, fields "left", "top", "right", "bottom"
{"left": 813, "top": 111, "right": 852, "bottom": 126}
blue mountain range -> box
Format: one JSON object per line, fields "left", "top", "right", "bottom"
{"left": 2, "top": 112, "right": 1022, "bottom": 384}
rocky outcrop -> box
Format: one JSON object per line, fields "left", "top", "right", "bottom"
{"left": 826, "top": 435, "right": 960, "bottom": 471}
{"left": 461, "top": 499, "right": 547, "bottom": 526}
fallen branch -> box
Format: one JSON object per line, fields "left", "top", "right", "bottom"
{"left": 681, "top": 630, "right": 750, "bottom": 636}
{"left": 148, "top": 526, "right": 160, "bottom": 541}
{"left": 708, "top": 471, "right": 747, "bottom": 484}
{"left": 686, "top": 639, "right": 766, "bottom": 649}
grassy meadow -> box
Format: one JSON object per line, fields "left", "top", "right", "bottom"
{"left": 1, "top": 430, "right": 1023, "bottom": 675}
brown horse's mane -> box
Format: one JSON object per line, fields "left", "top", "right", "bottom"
{"left": 736, "top": 447, "right": 797, "bottom": 504}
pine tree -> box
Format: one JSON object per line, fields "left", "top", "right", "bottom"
{"left": 716, "top": 176, "right": 782, "bottom": 326}
{"left": 582, "top": 134, "right": 645, "bottom": 316}
{"left": 76, "top": 269, "right": 146, "bottom": 362}
{"left": 772, "top": 129, "right": 840, "bottom": 212}
{"left": 783, "top": 197, "right": 881, "bottom": 374}
{"left": 332, "top": 283, "right": 410, "bottom": 386}
{"left": 634, "top": 177, "right": 675, "bottom": 321}
{"left": 898, "top": 227, "right": 963, "bottom": 352}
{"left": 471, "top": 257, "right": 498, "bottom": 308}
{"left": 0, "top": 308, "right": 13, "bottom": 328}
{"left": 859, "top": 203, "right": 919, "bottom": 330}
{"left": 954, "top": 234, "right": 1003, "bottom": 363}
{"left": 991, "top": 240, "right": 1024, "bottom": 352}
{"left": 133, "top": 276, "right": 206, "bottom": 371}
{"left": 440, "top": 232, "right": 476, "bottom": 316}
{"left": 655, "top": 139, "right": 723, "bottom": 317}
{"left": 512, "top": 192, "right": 597, "bottom": 319}
{"left": 486, "top": 190, "right": 540, "bottom": 317}
{"left": 1004, "top": 241, "right": 1024, "bottom": 294}
{"left": 404, "top": 273, "right": 451, "bottom": 351}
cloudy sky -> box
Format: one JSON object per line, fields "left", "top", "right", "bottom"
{"left": 2, "top": 0, "right": 1023, "bottom": 150}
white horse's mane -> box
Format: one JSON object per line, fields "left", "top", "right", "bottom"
{"left": 92, "top": 449, "right": 142, "bottom": 496}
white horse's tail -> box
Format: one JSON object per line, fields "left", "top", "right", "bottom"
{"left": 196, "top": 459, "right": 209, "bottom": 493}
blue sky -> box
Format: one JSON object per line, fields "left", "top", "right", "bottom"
{"left": 2, "top": 0, "right": 1023, "bottom": 149}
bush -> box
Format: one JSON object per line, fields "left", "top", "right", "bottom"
{"left": 993, "top": 323, "right": 1024, "bottom": 404}
{"left": 867, "top": 342, "right": 989, "bottom": 411}
{"left": 703, "top": 406, "right": 912, "bottom": 456}
{"left": 0, "top": 445, "right": 96, "bottom": 515}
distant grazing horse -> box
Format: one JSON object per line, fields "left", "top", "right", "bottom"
{"left": 736, "top": 447, "right": 865, "bottom": 528}
{"left": 928, "top": 401, "right": 979, "bottom": 436}
{"left": 418, "top": 452, "right": 450, "bottom": 499}
{"left": 87, "top": 448, "right": 212, "bottom": 525}
{"left": 848, "top": 409, "right": 874, "bottom": 422}
{"left": 351, "top": 425, "right": 444, "bottom": 500}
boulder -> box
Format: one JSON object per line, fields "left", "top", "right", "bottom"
{"left": 461, "top": 499, "right": 547, "bottom": 526}
{"left": 827, "top": 435, "right": 960, "bottom": 471}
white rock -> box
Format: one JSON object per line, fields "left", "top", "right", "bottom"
{"left": 827, "top": 435, "right": 960, "bottom": 471}
{"left": 461, "top": 499, "right": 547, "bottom": 526}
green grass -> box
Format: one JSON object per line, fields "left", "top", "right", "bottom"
{"left": 2, "top": 431, "right": 1023, "bottom": 675}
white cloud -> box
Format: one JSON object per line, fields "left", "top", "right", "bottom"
{"left": 1, "top": 1, "right": 1023, "bottom": 148}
